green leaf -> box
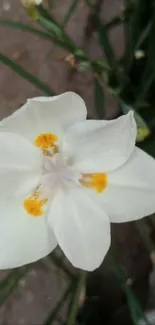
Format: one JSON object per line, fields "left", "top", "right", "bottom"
{"left": 92, "top": 14, "right": 126, "bottom": 88}
{"left": 120, "top": 101, "right": 151, "bottom": 142}
{"left": 37, "top": 4, "right": 56, "bottom": 23}
{"left": 0, "top": 53, "right": 54, "bottom": 96}
{"left": 63, "top": 0, "right": 79, "bottom": 26}
{"left": 135, "top": 21, "right": 151, "bottom": 51}
{"left": 0, "top": 266, "right": 29, "bottom": 305}
{"left": 130, "top": 0, "right": 145, "bottom": 49}
{"left": 38, "top": 16, "right": 77, "bottom": 53}
{"left": 0, "top": 19, "right": 53, "bottom": 42}
{"left": 135, "top": 8, "right": 155, "bottom": 105}
{"left": 94, "top": 77, "right": 105, "bottom": 119}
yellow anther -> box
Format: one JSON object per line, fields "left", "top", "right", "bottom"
{"left": 35, "top": 133, "right": 58, "bottom": 149}
{"left": 80, "top": 173, "right": 107, "bottom": 193}
{"left": 24, "top": 190, "right": 48, "bottom": 217}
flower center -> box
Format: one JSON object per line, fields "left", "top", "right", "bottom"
{"left": 24, "top": 132, "right": 108, "bottom": 217}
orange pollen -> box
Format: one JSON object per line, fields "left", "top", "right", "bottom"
{"left": 80, "top": 173, "right": 107, "bottom": 193}
{"left": 23, "top": 191, "right": 48, "bottom": 217}
{"left": 35, "top": 133, "right": 58, "bottom": 149}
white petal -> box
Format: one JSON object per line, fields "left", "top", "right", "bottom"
{"left": 0, "top": 92, "right": 87, "bottom": 142}
{"left": 63, "top": 112, "right": 136, "bottom": 173}
{"left": 49, "top": 189, "right": 110, "bottom": 271}
{"left": 92, "top": 147, "right": 155, "bottom": 222}
{"left": 0, "top": 197, "right": 57, "bottom": 269}
{"left": 0, "top": 132, "right": 42, "bottom": 197}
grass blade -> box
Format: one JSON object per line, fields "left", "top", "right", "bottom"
{"left": 49, "top": 253, "right": 76, "bottom": 279}
{"left": 63, "top": 0, "right": 79, "bottom": 26}
{"left": 67, "top": 271, "right": 87, "bottom": 325}
{"left": 135, "top": 8, "right": 155, "bottom": 106}
{"left": 0, "top": 19, "right": 53, "bottom": 42}
{"left": 44, "top": 282, "right": 75, "bottom": 325}
{"left": 0, "top": 266, "right": 29, "bottom": 305}
{"left": 0, "top": 53, "right": 54, "bottom": 95}
{"left": 94, "top": 77, "right": 105, "bottom": 119}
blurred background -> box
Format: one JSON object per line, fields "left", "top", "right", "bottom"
{"left": 1, "top": 0, "right": 155, "bottom": 324}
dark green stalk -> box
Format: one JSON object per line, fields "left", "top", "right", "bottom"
{"left": 67, "top": 271, "right": 87, "bottom": 325}
{"left": 0, "top": 53, "right": 54, "bottom": 96}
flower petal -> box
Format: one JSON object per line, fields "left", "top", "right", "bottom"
{"left": 0, "top": 197, "right": 57, "bottom": 269}
{"left": 48, "top": 189, "right": 110, "bottom": 271}
{"left": 91, "top": 147, "right": 155, "bottom": 222}
{"left": 0, "top": 132, "right": 42, "bottom": 197}
{"left": 0, "top": 92, "right": 87, "bottom": 142}
{"left": 63, "top": 112, "right": 136, "bottom": 173}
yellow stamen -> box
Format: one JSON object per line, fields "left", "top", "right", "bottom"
{"left": 80, "top": 173, "right": 107, "bottom": 193}
{"left": 24, "top": 190, "right": 48, "bottom": 217}
{"left": 35, "top": 133, "right": 58, "bottom": 149}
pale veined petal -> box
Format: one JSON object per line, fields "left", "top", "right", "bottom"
{"left": 0, "top": 196, "right": 57, "bottom": 269}
{"left": 0, "top": 132, "right": 42, "bottom": 197}
{"left": 48, "top": 188, "right": 111, "bottom": 271}
{"left": 63, "top": 112, "right": 136, "bottom": 173}
{"left": 89, "top": 147, "right": 155, "bottom": 222}
{"left": 0, "top": 92, "right": 87, "bottom": 142}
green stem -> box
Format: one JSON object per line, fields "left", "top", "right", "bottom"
{"left": 136, "top": 219, "right": 155, "bottom": 254}
{"left": 0, "top": 19, "right": 53, "bottom": 42}
{"left": 0, "top": 266, "right": 30, "bottom": 305}
{"left": 67, "top": 271, "right": 87, "bottom": 325}
{"left": 49, "top": 253, "right": 76, "bottom": 279}
{"left": 63, "top": 0, "right": 79, "bottom": 26}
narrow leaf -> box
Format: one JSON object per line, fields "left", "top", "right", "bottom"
{"left": 0, "top": 266, "right": 29, "bottom": 305}
{"left": 63, "top": 0, "right": 79, "bottom": 26}
{"left": 0, "top": 19, "right": 53, "bottom": 42}
{"left": 43, "top": 282, "right": 75, "bottom": 325}
{"left": 67, "top": 271, "right": 87, "bottom": 325}
{"left": 94, "top": 77, "right": 105, "bottom": 119}
{"left": 0, "top": 53, "right": 54, "bottom": 96}
{"left": 135, "top": 8, "right": 155, "bottom": 105}
{"left": 49, "top": 253, "right": 76, "bottom": 279}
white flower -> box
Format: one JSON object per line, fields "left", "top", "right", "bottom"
{"left": 0, "top": 92, "right": 155, "bottom": 271}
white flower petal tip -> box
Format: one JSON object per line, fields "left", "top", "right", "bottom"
{"left": 21, "top": 0, "right": 42, "bottom": 6}
{"left": 49, "top": 190, "right": 111, "bottom": 271}
{"left": 95, "top": 147, "right": 155, "bottom": 223}
{"left": 0, "top": 92, "right": 87, "bottom": 142}
{"left": 64, "top": 110, "right": 137, "bottom": 173}
{"left": 27, "top": 92, "right": 87, "bottom": 122}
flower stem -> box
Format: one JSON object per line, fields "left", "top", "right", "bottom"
{"left": 136, "top": 219, "right": 155, "bottom": 254}
{"left": 67, "top": 270, "right": 87, "bottom": 325}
